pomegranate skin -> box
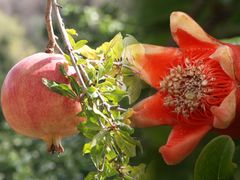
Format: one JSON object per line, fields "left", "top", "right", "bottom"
{"left": 1, "top": 53, "right": 82, "bottom": 153}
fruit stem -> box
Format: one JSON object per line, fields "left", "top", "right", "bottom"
{"left": 45, "top": 0, "right": 64, "bottom": 54}
{"left": 45, "top": 0, "right": 56, "bottom": 53}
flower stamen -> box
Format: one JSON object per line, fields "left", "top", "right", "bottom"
{"left": 160, "top": 58, "right": 213, "bottom": 118}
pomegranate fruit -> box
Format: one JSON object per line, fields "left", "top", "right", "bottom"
{"left": 1, "top": 53, "right": 82, "bottom": 153}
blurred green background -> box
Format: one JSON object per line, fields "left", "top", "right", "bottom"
{"left": 1, "top": 0, "right": 240, "bottom": 179}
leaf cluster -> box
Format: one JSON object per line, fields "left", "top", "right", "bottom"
{"left": 43, "top": 31, "right": 145, "bottom": 179}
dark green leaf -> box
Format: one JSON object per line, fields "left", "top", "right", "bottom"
{"left": 68, "top": 76, "right": 81, "bottom": 96}
{"left": 114, "top": 131, "right": 137, "bottom": 157}
{"left": 194, "top": 135, "right": 236, "bottom": 180}
{"left": 59, "top": 64, "right": 68, "bottom": 76}
{"left": 42, "top": 78, "right": 77, "bottom": 99}
{"left": 78, "top": 116, "right": 101, "bottom": 139}
{"left": 117, "top": 122, "right": 134, "bottom": 134}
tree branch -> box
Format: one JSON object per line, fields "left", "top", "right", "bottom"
{"left": 45, "top": 0, "right": 56, "bottom": 53}
{"left": 52, "top": 0, "right": 88, "bottom": 92}
{"left": 52, "top": 0, "right": 125, "bottom": 128}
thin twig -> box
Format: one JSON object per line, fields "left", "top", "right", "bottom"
{"left": 52, "top": 0, "right": 88, "bottom": 92}
{"left": 96, "top": 91, "right": 115, "bottom": 125}
{"left": 78, "top": 64, "right": 91, "bottom": 85}
{"left": 45, "top": 0, "right": 56, "bottom": 53}
{"left": 52, "top": 0, "right": 124, "bottom": 128}
{"left": 55, "top": 42, "right": 64, "bottom": 55}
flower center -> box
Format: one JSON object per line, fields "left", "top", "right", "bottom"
{"left": 160, "top": 55, "right": 234, "bottom": 122}
{"left": 160, "top": 58, "right": 211, "bottom": 117}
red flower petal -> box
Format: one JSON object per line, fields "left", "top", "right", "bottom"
{"left": 217, "top": 88, "right": 240, "bottom": 138}
{"left": 211, "top": 88, "right": 236, "bottom": 129}
{"left": 159, "top": 124, "right": 211, "bottom": 165}
{"left": 170, "top": 11, "right": 219, "bottom": 49}
{"left": 128, "top": 11, "right": 239, "bottom": 165}
{"left": 132, "top": 92, "right": 176, "bottom": 127}
{"left": 126, "top": 44, "right": 182, "bottom": 89}
{"left": 227, "top": 44, "right": 240, "bottom": 81}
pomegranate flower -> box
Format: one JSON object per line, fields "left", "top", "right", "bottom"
{"left": 127, "top": 11, "right": 240, "bottom": 165}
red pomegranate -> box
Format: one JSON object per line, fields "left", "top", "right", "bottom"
{"left": 1, "top": 53, "right": 82, "bottom": 153}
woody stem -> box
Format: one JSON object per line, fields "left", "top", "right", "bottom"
{"left": 45, "top": 0, "right": 56, "bottom": 53}
{"left": 52, "top": 0, "right": 88, "bottom": 92}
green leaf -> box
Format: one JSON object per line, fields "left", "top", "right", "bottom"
{"left": 91, "top": 129, "right": 109, "bottom": 148}
{"left": 76, "top": 58, "right": 86, "bottom": 65}
{"left": 78, "top": 113, "right": 101, "bottom": 139}
{"left": 68, "top": 76, "right": 81, "bottom": 96}
{"left": 59, "top": 64, "right": 68, "bottom": 76}
{"left": 92, "top": 103, "right": 107, "bottom": 119}
{"left": 102, "top": 161, "right": 119, "bottom": 178}
{"left": 66, "top": 28, "right": 78, "bottom": 36}
{"left": 87, "top": 86, "right": 98, "bottom": 98}
{"left": 68, "top": 34, "right": 76, "bottom": 47}
{"left": 85, "top": 172, "right": 98, "bottom": 180}
{"left": 107, "top": 33, "right": 123, "bottom": 59}
{"left": 91, "top": 142, "right": 106, "bottom": 168}
{"left": 96, "top": 33, "right": 123, "bottom": 75}
{"left": 123, "top": 34, "right": 139, "bottom": 47}
{"left": 122, "top": 164, "right": 146, "bottom": 179}
{"left": 102, "top": 56, "right": 114, "bottom": 74}
{"left": 74, "top": 40, "right": 88, "bottom": 50}
{"left": 97, "top": 33, "right": 123, "bottom": 59}
{"left": 76, "top": 45, "right": 98, "bottom": 60}
{"left": 97, "top": 80, "right": 116, "bottom": 93}
{"left": 83, "top": 129, "right": 109, "bottom": 155}
{"left": 64, "top": 54, "right": 72, "bottom": 65}
{"left": 42, "top": 78, "right": 77, "bottom": 99}
{"left": 105, "top": 148, "right": 117, "bottom": 161}
{"left": 123, "top": 75, "right": 143, "bottom": 104}
{"left": 114, "top": 131, "right": 137, "bottom": 157}
{"left": 83, "top": 143, "right": 92, "bottom": 154}
{"left": 103, "top": 87, "right": 127, "bottom": 104}
{"left": 222, "top": 37, "right": 240, "bottom": 45}
{"left": 194, "top": 135, "right": 236, "bottom": 180}
{"left": 85, "top": 63, "right": 96, "bottom": 81}
{"left": 117, "top": 122, "right": 134, "bottom": 134}
{"left": 96, "top": 42, "right": 110, "bottom": 55}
